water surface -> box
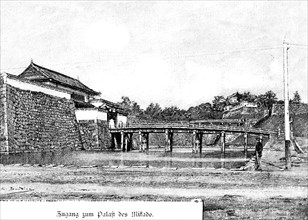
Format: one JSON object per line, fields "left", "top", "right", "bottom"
{"left": 0, "top": 147, "right": 254, "bottom": 169}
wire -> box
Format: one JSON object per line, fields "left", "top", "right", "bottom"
{"left": 288, "top": 43, "right": 308, "bottom": 47}
{"left": 166, "top": 46, "right": 282, "bottom": 59}
{"left": 0, "top": 45, "right": 284, "bottom": 72}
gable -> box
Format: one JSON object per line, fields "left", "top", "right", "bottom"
{"left": 19, "top": 62, "right": 99, "bottom": 96}
{"left": 19, "top": 65, "right": 48, "bottom": 81}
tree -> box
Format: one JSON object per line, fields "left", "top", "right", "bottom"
{"left": 144, "top": 103, "right": 162, "bottom": 120}
{"left": 187, "top": 103, "right": 213, "bottom": 120}
{"left": 292, "top": 91, "right": 301, "bottom": 103}
{"left": 256, "top": 91, "right": 277, "bottom": 115}
{"left": 161, "top": 106, "right": 186, "bottom": 121}
{"left": 212, "top": 96, "right": 226, "bottom": 111}
{"left": 239, "top": 91, "right": 256, "bottom": 103}
{"left": 118, "top": 96, "right": 143, "bottom": 116}
{"left": 264, "top": 90, "right": 277, "bottom": 109}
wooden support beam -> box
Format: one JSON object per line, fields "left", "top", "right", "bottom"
{"left": 164, "top": 130, "right": 173, "bottom": 152}
{"left": 129, "top": 133, "right": 133, "bottom": 151}
{"left": 221, "top": 131, "right": 225, "bottom": 154}
{"left": 244, "top": 133, "right": 248, "bottom": 158}
{"left": 192, "top": 131, "right": 196, "bottom": 153}
{"left": 114, "top": 133, "right": 119, "bottom": 149}
{"left": 198, "top": 133, "right": 203, "bottom": 154}
{"left": 169, "top": 131, "right": 173, "bottom": 152}
{"left": 165, "top": 130, "right": 169, "bottom": 152}
{"left": 121, "top": 131, "right": 124, "bottom": 152}
{"left": 146, "top": 133, "right": 149, "bottom": 152}
{"left": 138, "top": 131, "right": 142, "bottom": 152}
{"left": 165, "top": 130, "right": 168, "bottom": 151}
{"left": 124, "top": 133, "right": 129, "bottom": 152}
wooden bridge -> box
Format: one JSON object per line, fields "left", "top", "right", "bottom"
{"left": 109, "top": 122, "right": 275, "bottom": 155}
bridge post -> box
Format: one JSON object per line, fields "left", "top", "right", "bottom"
{"left": 124, "top": 133, "right": 129, "bottom": 152}
{"left": 221, "top": 131, "right": 225, "bottom": 154}
{"left": 121, "top": 131, "right": 124, "bottom": 152}
{"left": 138, "top": 131, "right": 142, "bottom": 152}
{"left": 115, "top": 133, "right": 120, "bottom": 149}
{"left": 169, "top": 131, "right": 173, "bottom": 152}
{"left": 165, "top": 130, "right": 168, "bottom": 151}
{"left": 198, "top": 133, "right": 203, "bottom": 154}
{"left": 128, "top": 133, "right": 133, "bottom": 151}
{"left": 244, "top": 133, "right": 248, "bottom": 158}
{"left": 145, "top": 133, "right": 149, "bottom": 152}
{"left": 164, "top": 129, "right": 173, "bottom": 152}
{"left": 192, "top": 131, "right": 196, "bottom": 153}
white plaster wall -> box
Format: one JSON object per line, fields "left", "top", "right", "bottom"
{"left": 75, "top": 109, "right": 107, "bottom": 121}
{"left": 55, "top": 84, "right": 89, "bottom": 101}
{"left": 7, "top": 78, "right": 70, "bottom": 99}
{"left": 117, "top": 114, "right": 127, "bottom": 126}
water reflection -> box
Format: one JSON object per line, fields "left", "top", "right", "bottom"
{"left": 0, "top": 148, "right": 254, "bottom": 170}
{"left": 220, "top": 153, "right": 225, "bottom": 169}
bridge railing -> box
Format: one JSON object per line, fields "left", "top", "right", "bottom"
{"left": 113, "top": 122, "right": 274, "bottom": 134}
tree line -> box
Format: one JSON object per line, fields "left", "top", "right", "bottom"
{"left": 118, "top": 90, "right": 302, "bottom": 121}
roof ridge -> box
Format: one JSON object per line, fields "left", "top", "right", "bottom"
{"left": 31, "top": 62, "right": 79, "bottom": 81}
{"left": 30, "top": 62, "right": 98, "bottom": 94}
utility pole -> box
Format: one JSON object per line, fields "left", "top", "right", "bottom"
{"left": 283, "top": 40, "right": 291, "bottom": 170}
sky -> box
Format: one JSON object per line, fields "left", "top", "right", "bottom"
{"left": 0, "top": 1, "right": 307, "bottom": 109}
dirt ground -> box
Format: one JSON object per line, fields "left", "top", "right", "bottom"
{"left": 1, "top": 158, "right": 308, "bottom": 220}
{"left": 1, "top": 137, "right": 308, "bottom": 219}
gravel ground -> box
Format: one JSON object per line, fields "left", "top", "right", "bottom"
{"left": 1, "top": 161, "right": 308, "bottom": 220}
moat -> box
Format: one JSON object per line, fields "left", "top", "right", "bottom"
{"left": 0, "top": 147, "right": 255, "bottom": 169}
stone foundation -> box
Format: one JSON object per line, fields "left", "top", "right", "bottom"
{"left": 3, "top": 84, "right": 82, "bottom": 153}
{"left": 79, "top": 120, "right": 111, "bottom": 150}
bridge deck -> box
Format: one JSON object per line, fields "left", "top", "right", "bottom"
{"left": 110, "top": 123, "right": 274, "bottom": 136}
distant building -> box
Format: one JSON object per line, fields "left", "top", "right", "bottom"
{"left": 17, "top": 61, "right": 128, "bottom": 126}
{"left": 226, "top": 92, "right": 240, "bottom": 105}
{"left": 90, "top": 98, "right": 128, "bottom": 127}
{"left": 224, "top": 101, "right": 257, "bottom": 113}
{"left": 18, "top": 61, "right": 100, "bottom": 103}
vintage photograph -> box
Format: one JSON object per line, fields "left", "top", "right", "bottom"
{"left": 0, "top": 1, "right": 307, "bottom": 219}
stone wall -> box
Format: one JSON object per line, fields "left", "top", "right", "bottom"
{"left": 2, "top": 84, "right": 82, "bottom": 153}
{"left": 98, "top": 121, "right": 111, "bottom": 149}
{"left": 0, "top": 74, "right": 8, "bottom": 152}
{"left": 79, "top": 120, "right": 111, "bottom": 150}
{"left": 79, "top": 121, "right": 98, "bottom": 150}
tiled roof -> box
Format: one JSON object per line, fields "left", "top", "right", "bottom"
{"left": 6, "top": 73, "right": 70, "bottom": 94}
{"left": 90, "top": 98, "right": 128, "bottom": 115}
{"left": 19, "top": 61, "right": 99, "bottom": 95}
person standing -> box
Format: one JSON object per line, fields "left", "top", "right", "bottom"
{"left": 255, "top": 138, "right": 263, "bottom": 170}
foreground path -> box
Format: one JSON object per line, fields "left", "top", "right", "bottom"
{"left": 1, "top": 182, "right": 307, "bottom": 200}
{"left": 1, "top": 165, "right": 307, "bottom": 219}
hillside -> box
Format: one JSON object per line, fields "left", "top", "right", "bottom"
{"left": 222, "top": 106, "right": 269, "bottom": 128}
{"left": 256, "top": 103, "right": 308, "bottom": 137}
